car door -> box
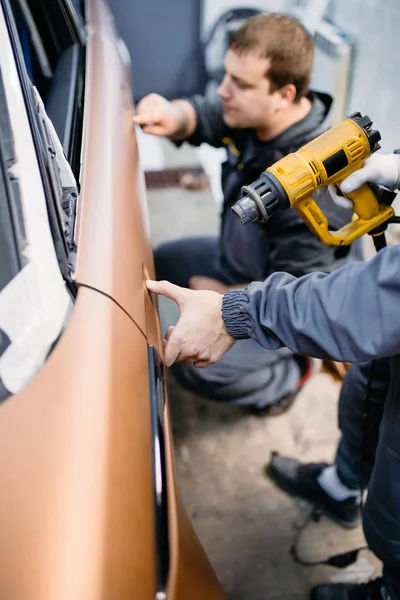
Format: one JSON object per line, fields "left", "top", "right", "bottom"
{"left": 0, "top": 1, "right": 226, "bottom": 598}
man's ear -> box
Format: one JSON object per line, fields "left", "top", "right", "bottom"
{"left": 276, "top": 83, "right": 297, "bottom": 107}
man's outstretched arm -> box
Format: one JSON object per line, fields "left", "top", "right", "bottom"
{"left": 147, "top": 244, "right": 400, "bottom": 367}
{"left": 223, "top": 244, "right": 400, "bottom": 363}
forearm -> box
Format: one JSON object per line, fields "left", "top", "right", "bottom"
{"left": 222, "top": 245, "right": 400, "bottom": 363}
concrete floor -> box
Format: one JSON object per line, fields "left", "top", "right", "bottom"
{"left": 146, "top": 140, "right": 380, "bottom": 600}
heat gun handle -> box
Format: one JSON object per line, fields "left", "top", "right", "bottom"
{"left": 295, "top": 189, "right": 395, "bottom": 246}
{"left": 340, "top": 183, "right": 381, "bottom": 221}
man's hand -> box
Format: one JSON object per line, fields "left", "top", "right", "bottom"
{"left": 133, "top": 93, "right": 195, "bottom": 139}
{"left": 146, "top": 279, "right": 235, "bottom": 367}
{"left": 340, "top": 153, "right": 400, "bottom": 193}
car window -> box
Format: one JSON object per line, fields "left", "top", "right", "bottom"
{"left": 12, "top": 0, "right": 84, "bottom": 71}
{"left": 0, "top": 67, "right": 26, "bottom": 404}
{"left": 71, "top": 0, "right": 84, "bottom": 15}
{"left": 0, "top": 6, "right": 73, "bottom": 403}
{"left": 0, "top": 68, "right": 26, "bottom": 293}
{"left": 9, "top": 0, "right": 85, "bottom": 179}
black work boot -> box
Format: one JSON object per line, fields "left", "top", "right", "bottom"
{"left": 311, "top": 578, "right": 389, "bottom": 600}
{"left": 265, "top": 453, "right": 361, "bottom": 528}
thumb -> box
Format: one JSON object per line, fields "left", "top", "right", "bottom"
{"left": 140, "top": 125, "right": 168, "bottom": 137}
{"left": 340, "top": 171, "right": 367, "bottom": 194}
{"left": 146, "top": 279, "right": 188, "bottom": 305}
{"left": 133, "top": 112, "right": 161, "bottom": 123}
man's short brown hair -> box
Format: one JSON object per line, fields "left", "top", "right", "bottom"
{"left": 229, "top": 13, "right": 314, "bottom": 102}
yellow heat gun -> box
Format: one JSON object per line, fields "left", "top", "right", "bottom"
{"left": 232, "top": 112, "right": 396, "bottom": 246}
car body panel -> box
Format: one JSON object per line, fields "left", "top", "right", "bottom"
{"left": 0, "top": 287, "right": 155, "bottom": 599}
{"left": 0, "top": 283, "right": 224, "bottom": 600}
{"left": 0, "top": 0, "right": 226, "bottom": 597}
{"left": 75, "top": 0, "right": 153, "bottom": 334}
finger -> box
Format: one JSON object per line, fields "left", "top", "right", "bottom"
{"left": 146, "top": 279, "right": 188, "bottom": 306}
{"left": 340, "top": 172, "right": 368, "bottom": 194}
{"left": 333, "top": 195, "right": 353, "bottom": 209}
{"left": 140, "top": 125, "right": 168, "bottom": 137}
{"left": 163, "top": 331, "right": 184, "bottom": 367}
{"left": 164, "top": 321, "right": 201, "bottom": 367}
{"left": 328, "top": 184, "right": 353, "bottom": 209}
{"left": 162, "top": 337, "right": 168, "bottom": 349}
{"left": 193, "top": 350, "right": 212, "bottom": 369}
{"left": 194, "top": 359, "right": 212, "bottom": 368}
{"left": 133, "top": 113, "right": 162, "bottom": 126}
{"left": 165, "top": 326, "right": 175, "bottom": 340}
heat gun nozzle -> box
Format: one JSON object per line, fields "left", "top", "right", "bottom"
{"left": 232, "top": 172, "right": 289, "bottom": 225}
{"left": 231, "top": 196, "right": 260, "bottom": 225}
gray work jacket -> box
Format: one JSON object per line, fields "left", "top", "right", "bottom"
{"left": 222, "top": 244, "right": 400, "bottom": 362}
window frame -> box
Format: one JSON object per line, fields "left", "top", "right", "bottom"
{"left": 0, "top": 66, "right": 25, "bottom": 292}
{"left": 1, "top": 0, "right": 77, "bottom": 293}
{"left": 13, "top": 0, "right": 86, "bottom": 177}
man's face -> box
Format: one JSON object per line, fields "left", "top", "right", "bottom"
{"left": 217, "top": 50, "right": 286, "bottom": 129}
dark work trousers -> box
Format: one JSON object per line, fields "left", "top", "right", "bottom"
{"left": 334, "top": 358, "right": 400, "bottom": 599}
{"left": 155, "top": 236, "right": 301, "bottom": 408}
{"left": 362, "top": 354, "right": 400, "bottom": 600}
{"left": 335, "top": 359, "right": 390, "bottom": 490}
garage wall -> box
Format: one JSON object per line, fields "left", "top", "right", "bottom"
{"left": 325, "top": 0, "right": 400, "bottom": 154}
{"left": 109, "top": 0, "right": 400, "bottom": 156}
{"left": 108, "top": 0, "right": 203, "bottom": 101}
{"left": 201, "top": 0, "right": 287, "bottom": 32}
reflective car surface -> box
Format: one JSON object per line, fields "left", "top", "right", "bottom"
{"left": 0, "top": 0, "right": 225, "bottom": 598}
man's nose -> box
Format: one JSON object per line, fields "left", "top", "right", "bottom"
{"left": 217, "top": 76, "right": 230, "bottom": 100}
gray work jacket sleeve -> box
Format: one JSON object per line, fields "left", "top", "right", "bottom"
{"left": 222, "top": 244, "right": 400, "bottom": 363}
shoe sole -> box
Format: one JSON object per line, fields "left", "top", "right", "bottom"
{"left": 265, "top": 464, "right": 361, "bottom": 530}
